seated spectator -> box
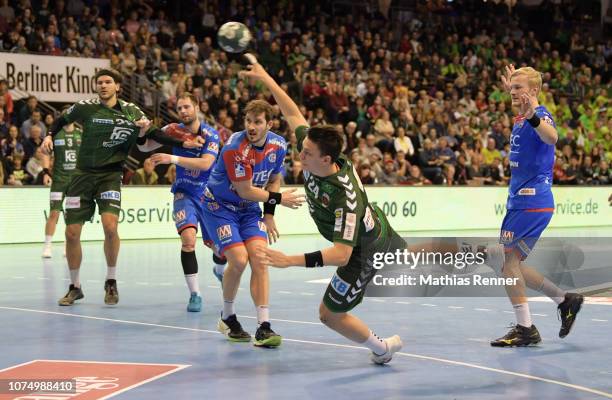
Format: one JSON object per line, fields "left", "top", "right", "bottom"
{"left": 380, "top": 160, "right": 400, "bottom": 185}
{"left": 453, "top": 154, "right": 473, "bottom": 185}
{"left": 20, "top": 110, "right": 47, "bottom": 139}
{"left": 564, "top": 155, "right": 581, "bottom": 185}
{"left": 358, "top": 162, "right": 376, "bottom": 184}
{"left": 7, "top": 154, "right": 30, "bottom": 185}
{"left": 593, "top": 160, "right": 610, "bottom": 185}
{"left": 160, "top": 164, "right": 176, "bottom": 185}
{"left": 483, "top": 157, "right": 505, "bottom": 186}
{"left": 481, "top": 138, "right": 502, "bottom": 165}
{"left": 404, "top": 165, "right": 431, "bottom": 186}
{"left": 418, "top": 138, "right": 443, "bottom": 184}
{"left": 394, "top": 126, "right": 414, "bottom": 157}
{"left": 23, "top": 125, "right": 44, "bottom": 160}
{"left": 1, "top": 125, "right": 24, "bottom": 161}
{"left": 25, "top": 147, "right": 48, "bottom": 185}
{"left": 131, "top": 158, "right": 158, "bottom": 185}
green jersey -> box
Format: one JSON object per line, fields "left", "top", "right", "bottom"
{"left": 63, "top": 98, "right": 147, "bottom": 171}
{"left": 52, "top": 127, "right": 82, "bottom": 181}
{"left": 296, "top": 126, "right": 384, "bottom": 248}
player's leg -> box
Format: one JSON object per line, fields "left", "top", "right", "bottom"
{"left": 96, "top": 171, "right": 123, "bottom": 306}
{"left": 59, "top": 171, "right": 96, "bottom": 306}
{"left": 43, "top": 183, "right": 67, "bottom": 258}
{"left": 176, "top": 194, "right": 203, "bottom": 311}
{"left": 201, "top": 200, "right": 227, "bottom": 283}
{"left": 217, "top": 244, "right": 251, "bottom": 341}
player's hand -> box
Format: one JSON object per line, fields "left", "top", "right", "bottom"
{"left": 182, "top": 136, "right": 205, "bottom": 149}
{"left": 500, "top": 64, "right": 515, "bottom": 92}
{"left": 259, "top": 247, "right": 292, "bottom": 268}
{"left": 135, "top": 117, "right": 151, "bottom": 135}
{"left": 519, "top": 93, "right": 539, "bottom": 119}
{"left": 263, "top": 214, "right": 279, "bottom": 244}
{"left": 238, "top": 53, "right": 272, "bottom": 82}
{"left": 280, "top": 188, "right": 305, "bottom": 209}
{"left": 42, "top": 135, "right": 54, "bottom": 153}
{"left": 150, "top": 153, "right": 172, "bottom": 166}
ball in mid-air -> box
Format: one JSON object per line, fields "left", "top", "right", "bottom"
{"left": 217, "top": 21, "right": 252, "bottom": 53}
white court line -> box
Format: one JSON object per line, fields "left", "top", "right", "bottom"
{"left": 135, "top": 282, "right": 150, "bottom": 286}
{"left": 0, "top": 306, "right": 610, "bottom": 399}
{"left": 532, "top": 313, "right": 548, "bottom": 317}
{"left": 448, "top": 306, "right": 464, "bottom": 309}
{"left": 395, "top": 301, "right": 412, "bottom": 305}
{"left": 37, "top": 277, "right": 50, "bottom": 280}
{"left": 277, "top": 291, "right": 293, "bottom": 294}
{"left": 237, "top": 315, "right": 322, "bottom": 326}
{"left": 592, "top": 319, "right": 609, "bottom": 322}
{"left": 503, "top": 311, "right": 514, "bottom": 314}
{"left": 208, "top": 285, "right": 220, "bottom": 289}
{"left": 474, "top": 308, "right": 491, "bottom": 312}
{"left": 421, "top": 304, "right": 437, "bottom": 307}
{"left": 368, "top": 299, "right": 386, "bottom": 303}
{"left": 299, "top": 292, "right": 315, "bottom": 296}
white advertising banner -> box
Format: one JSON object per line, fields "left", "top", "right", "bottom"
{"left": 0, "top": 53, "right": 110, "bottom": 102}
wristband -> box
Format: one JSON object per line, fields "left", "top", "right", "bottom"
{"left": 305, "top": 251, "right": 324, "bottom": 268}
{"left": 263, "top": 202, "right": 276, "bottom": 215}
{"left": 170, "top": 155, "right": 179, "bottom": 164}
{"left": 136, "top": 135, "right": 146, "bottom": 145}
{"left": 527, "top": 114, "right": 540, "bottom": 128}
{"left": 266, "top": 191, "right": 282, "bottom": 205}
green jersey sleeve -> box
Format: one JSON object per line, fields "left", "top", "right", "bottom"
{"left": 295, "top": 125, "right": 309, "bottom": 151}
{"left": 63, "top": 101, "right": 90, "bottom": 124}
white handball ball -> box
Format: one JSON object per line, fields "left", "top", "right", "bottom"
{"left": 217, "top": 21, "right": 252, "bottom": 53}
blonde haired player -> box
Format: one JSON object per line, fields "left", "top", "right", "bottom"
{"left": 488, "top": 65, "right": 584, "bottom": 347}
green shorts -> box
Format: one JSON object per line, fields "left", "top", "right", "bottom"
{"left": 49, "top": 177, "right": 72, "bottom": 212}
{"left": 63, "top": 169, "right": 123, "bottom": 225}
{"left": 323, "top": 209, "right": 407, "bottom": 313}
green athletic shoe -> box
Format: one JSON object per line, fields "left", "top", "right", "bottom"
{"left": 254, "top": 322, "right": 282, "bottom": 348}
{"left": 218, "top": 314, "right": 251, "bottom": 342}
{"left": 58, "top": 284, "right": 84, "bottom": 306}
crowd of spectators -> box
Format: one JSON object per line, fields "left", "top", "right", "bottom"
{"left": 0, "top": 0, "right": 610, "bottom": 187}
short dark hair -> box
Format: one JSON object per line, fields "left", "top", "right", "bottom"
{"left": 244, "top": 100, "right": 273, "bottom": 121}
{"left": 177, "top": 92, "right": 199, "bottom": 108}
{"left": 307, "top": 124, "right": 343, "bottom": 162}
{"left": 95, "top": 68, "right": 122, "bottom": 84}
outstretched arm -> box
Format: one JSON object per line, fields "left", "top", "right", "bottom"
{"left": 240, "top": 54, "right": 308, "bottom": 132}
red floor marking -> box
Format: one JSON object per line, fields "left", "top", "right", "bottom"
{"left": 0, "top": 360, "right": 189, "bottom": 399}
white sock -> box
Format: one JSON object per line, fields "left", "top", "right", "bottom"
{"left": 184, "top": 273, "right": 199, "bottom": 294}
{"left": 69, "top": 269, "right": 80, "bottom": 288}
{"left": 537, "top": 278, "right": 566, "bottom": 305}
{"left": 214, "top": 263, "right": 225, "bottom": 276}
{"left": 44, "top": 235, "right": 52, "bottom": 245}
{"left": 106, "top": 266, "right": 116, "bottom": 280}
{"left": 513, "top": 303, "right": 533, "bottom": 328}
{"left": 222, "top": 300, "right": 235, "bottom": 320}
{"left": 362, "top": 331, "right": 387, "bottom": 355}
{"left": 256, "top": 305, "right": 270, "bottom": 325}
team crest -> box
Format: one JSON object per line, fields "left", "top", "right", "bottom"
{"left": 207, "top": 202, "right": 220, "bottom": 211}
{"left": 258, "top": 221, "right": 267, "bottom": 232}
{"left": 268, "top": 153, "right": 276, "bottom": 163}
{"left": 321, "top": 192, "right": 330, "bottom": 207}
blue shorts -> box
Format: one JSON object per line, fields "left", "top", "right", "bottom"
{"left": 202, "top": 201, "right": 267, "bottom": 256}
{"left": 499, "top": 208, "right": 553, "bottom": 260}
{"left": 173, "top": 192, "right": 212, "bottom": 244}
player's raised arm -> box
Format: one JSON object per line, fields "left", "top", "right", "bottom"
{"left": 239, "top": 53, "right": 308, "bottom": 132}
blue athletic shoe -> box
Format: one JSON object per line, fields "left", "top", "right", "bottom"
{"left": 187, "top": 293, "right": 202, "bottom": 312}
{"left": 212, "top": 265, "right": 225, "bottom": 283}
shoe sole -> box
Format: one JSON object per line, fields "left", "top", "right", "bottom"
{"left": 104, "top": 296, "right": 119, "bottom": 305}
{"left": 253, "top": 336, "right": 282, "bottom": 348}
{"left": 559, "top": 296, "right": 584, "bottom": 338}
{"left": 217, "top": 320, "right": 251, "bottom": 342}
{"left": 490, "top": 340, "right": 541, "bottom": 347}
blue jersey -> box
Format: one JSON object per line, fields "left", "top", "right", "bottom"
{"left": 507, "top": 106, "right": 556, "bottom": 210}
{"left": 205, "top": 131, "right": 287, "bottom": 209}
{"left": 169, "top": 122, "right": 220, "bottom": 198}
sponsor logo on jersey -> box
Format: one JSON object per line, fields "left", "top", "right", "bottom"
{"left": 510, "top": 134, "right": 520, "bottom": 147}
{"left": 252, "top": 169, "right": 272, "bottom": 186}
{"left": 174, "top": 209, "right": 186, "bottom": 222}
{"left": 54, "top": 139, "right": 65, "bottom": 146}
{"left": 65, "top": 196, "right": 81, "bottom": 209}
{"left": 207, "top": 201, "right": 220, "bottom": 211}
{"left": 500, "top": 230, "right": 514, "bottom": 244}
{"left": 363, "top": 207, "right": 375, "bottom": 232}
{"left": 343, "top": 212, "right": 357, "bottom": 241}
{"left": 518, "top": 188, "right": 536, "bottom": 196}
{"left": 330, "top": 273, "right": 350, "bottom": 296}
{"left": 268, "top": 153, "right": 276, "bottom": 163}
{"left": 234, "top": 162, "right": 246, "bottom": 178}
{"left": 50, "top": 192, "right": 63, "bottom": 201}
{"left": 267, "top": 138, "right": 286, "bottom": 149}
{"left": 93, "top": 118, "right": 114, "bottom": 125}
{"left": 334, "top": 208, "right": 343, "bottom": 232}
{"left": 174, "top": 192, "right": 185, "bottom": 200}
{"left": 258, "top": 221, "right": 267, "bottom": 232}
{"left": 321, "top": 192, "right": 330, "bottom": 207}
{"left": 100, "top": 190, "right": 121, "bottom": 201}
{"left": 65, "top": 150, "right": 77, "bottom": 162}
{"left": 510, "top": 160, "right": 519, "bottom": 168}
{"left": 217, "top": 224, "right": 232, "bottom": 241}
{"left": 103, "top": 127, "right": 133, "bottom": 147}
{"left": 207, "top": 142, "right": 219, "bottom": 152}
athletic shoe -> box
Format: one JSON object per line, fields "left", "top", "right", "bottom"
{"left": 187, "top": 292, "right": 202, "bottom": 312}
{"left": 558, "top": 292, "right": 584, "bottom": 338}
{"left": 42, "top": 244, "right": 52, "bottom": 258}
{"left": 370, "top": 335, "right": 403, "bottom": 365}
{"left": 104, "top": 279, "right": 119, "bottom": 305}
{"left": 254, "top": 322, "right": 282, "bottom": 348}
{"left": 58, "top": 284, "right": 84, "bottom": 306}
{"left": 218, "top": 314, "right": 251, "bottom": 342}
{"left": 491, "top": 324, "right": 541, "bottom": 347}
{"left": 212, "top": 264, "right": 224, "bottom": 283}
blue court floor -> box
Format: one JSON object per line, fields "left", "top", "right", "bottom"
{"left": 1, "top": 230, "right": 611, "bottom": 399}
